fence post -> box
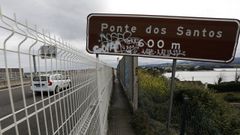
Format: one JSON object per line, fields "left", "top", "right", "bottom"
{"left": 33, "top": 55, "right": 37, "bottom": 73}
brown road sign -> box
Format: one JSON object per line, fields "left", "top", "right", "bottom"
{"left": 87, "top": 13, "right": 240, "bottom": 63}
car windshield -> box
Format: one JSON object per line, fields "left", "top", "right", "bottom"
{"left": 33, "top": 76, "right": 48, "bottom": 81}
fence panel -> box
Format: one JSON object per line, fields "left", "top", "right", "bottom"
{"left": 0, "top": 11, "right": 113, "bottom": 135}
{"left": 117, "top": 56, "right": 138, "bottom": 111}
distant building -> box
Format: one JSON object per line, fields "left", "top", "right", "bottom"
{"left": 0, "top": 68, "right": 24, "bottom": 80}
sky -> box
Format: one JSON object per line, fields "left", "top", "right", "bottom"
{"left": 1, "top": 0, "right": 240, "bottom": 67}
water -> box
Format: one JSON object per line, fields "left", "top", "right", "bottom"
{"left": 164, "top": 68, "right": 239, "bottom": 84}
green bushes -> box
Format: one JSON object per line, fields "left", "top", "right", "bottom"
{"left": 138, "top": 69, "right": 168, "bottom": 97}
{"left": 174, "top": 87, "right": 240, "bottom": 135}
{"left": 132, "top": 110, "right": 177, "bottom": 135}
{"left": 233, "top": 129, "right": 240, "bottom": 135}
{"left": 132, "top": 69, "right": 240, "bottom": 135}
{"left": 223, "top": 93, "right": 240, "bottom": 102}
{"left": 133, "top": 69, "right": 177, "bottom": 134}
{"left": 208, "top": 81, "right": 240, "bottom": 92}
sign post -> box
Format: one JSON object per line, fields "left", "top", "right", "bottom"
{"left": 86, "top": 13, "right": 240, "bottom": 131}
{"left": 167, "top": 59, "right": 177, "bottom": 130}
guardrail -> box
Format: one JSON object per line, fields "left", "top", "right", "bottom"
{"left": 0, "top": 9, "right": 113, "bottom": 135}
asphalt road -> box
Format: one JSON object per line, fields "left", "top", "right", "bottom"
{"left": 0, "top": 69, "right": 98, "bottom": 135}
{"left": 0, "top": 82, "right": 82, "bottom": 135}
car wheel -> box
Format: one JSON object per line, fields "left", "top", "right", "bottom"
{"left": 55, "top": 86, "right": 59, "bottom": 93}
{"left": 67, "top": 82, "right": 72, "bottom": 89}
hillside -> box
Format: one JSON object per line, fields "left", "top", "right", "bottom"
{"left": 141, "top": 57, "right": 240, "bottom": 71}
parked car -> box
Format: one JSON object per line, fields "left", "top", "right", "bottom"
{"left": 31, "top": 74, "right": 71, "bottom": 93}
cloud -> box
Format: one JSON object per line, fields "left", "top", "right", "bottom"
{"left": 1, "top": 0, "right": 105, "bottom": 41}
{"left": 1, "top": 0, "right": 240, "bottom": 67}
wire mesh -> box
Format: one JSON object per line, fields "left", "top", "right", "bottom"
{"left": 0, "top": 10, "right": 113, "bottom": 135}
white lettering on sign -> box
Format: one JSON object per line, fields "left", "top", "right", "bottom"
{"left": 101, "top": 23, "right": 137, "bottom": 33}
{"left": 93, "top": 32, "right": 186, "bottom": 57}
{"left": 171, "top": 42, "right": 181, "bottom": 50}
{"left": 94, "top": 22, "right": 225, "bottom": 57}
{"left": 145, "top": 25, "right": 167, "bottom": 35}
{"left": 176, "top": 26, "right": 223, "bottom": 38}
{"left": 147, "top": 39, "right": 154, "bottom": 48}
{"left": 157, "top": 40, "right": 165, "bottom": 49}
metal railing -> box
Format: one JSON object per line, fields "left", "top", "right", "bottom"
{"left": 0, "top": 9, "right": 113, "bottom": 135}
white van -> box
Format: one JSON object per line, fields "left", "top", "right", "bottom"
{"left": 31, "top": 74, "right": 71, "bottom": 93}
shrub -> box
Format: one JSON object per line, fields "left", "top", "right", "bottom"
{"left": 233, "top": 129, "right": 240, "bottom": 135}
{"left": 131, "top": 109, "right": 177, "bottom": 135}
{"left": 138, "top": 69, "right": 169, "bottom": 104}
{"left": 208, "top": 82, "right": 240, "bottom": 92}
{"left": 174, "top": 87, "right": 240, "bottom": 135}
{"left": 135, "top": 69, "right": 240, "bottom": 135}
{"left": 224, "top": 93, "right": 240, "bottom": 102}
{"left": 131, "top": 110, "right": 150, "bottom": 135}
